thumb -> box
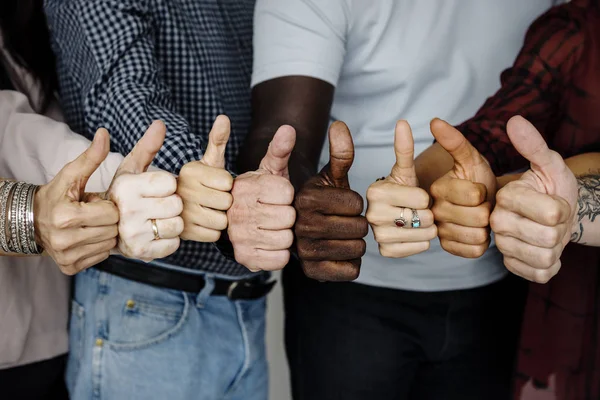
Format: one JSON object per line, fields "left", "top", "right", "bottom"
{"left": 328, "top": 121, "right": 355, "bottom": 187}
{"left": 117, "top": 120, "right": 166, "bottom": 175}
{"left": 389, "top": 120, "right": 417, "bottom": 182}
{"left": 200, "top": 115, "right": 230, "bottom": 168}
{"left": 507, "top": 115, "right": 558, "bottom": 173}
{"left": 430, "top": 118, "right": 478, "bottom": 169}
{"left": 58, "top": 128, "right": 110, "bottom": 193}
{"left": 258, "top": 125, "right": 296, "bottom": 176}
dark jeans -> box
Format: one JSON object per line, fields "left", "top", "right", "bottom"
{"left": 0, "top": 354, "right": 69, "bottom": 400}
{"left": 283, "top": 262, "right": 528, "bottom": 400}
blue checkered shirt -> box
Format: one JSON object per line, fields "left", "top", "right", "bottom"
{"left": 44, "top": 0, "right": 256, "bottom": 277}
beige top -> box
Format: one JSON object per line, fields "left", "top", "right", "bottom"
{"left": 0, "top": 33, "right": 123, "bottom": 368}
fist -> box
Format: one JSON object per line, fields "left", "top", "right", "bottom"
{"left": 491, "top": 116, "right": 577, "bottom": 283}
{"left": 429, "top": 119, "right": 496, "bottom": 258}
{"left": 366, "top": 121, "right": 437, "bottom": 257}
{"left": 178, "top": 116, "right": 234, "bottom": 242}
{"left": 34, "top": 129, "right": 118, "bottom": 275}
{"left": 228, "top": 126, "right": 296, "bottom": 272}
{"left": 295, "top": 122, "right": 368, "bottom": 281}
{"left": 108, "top": 121, "right": 183, "bottom": 262}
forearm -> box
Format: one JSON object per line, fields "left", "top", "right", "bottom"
{"left": 497, "top": 153, "right": 600, "bottom": 190}
{"left": 571, "top": 173, "right": 600, "bottom": 246}
{"left": 46, "top": 0, "right": 209, "bottom": 176}
{"left": 242, "top": 77, "right": 334, "bottom": 190}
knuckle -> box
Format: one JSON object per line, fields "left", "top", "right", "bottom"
{"left": 350, "top": 190, "right": 365, "bottom": 211}
{"left": 471, "top": 228, "right": 489, "bottom": 245}
{"left": 204, "top": 229, "right": 221, "bottom": 243}
{"left": 357, "top": 216, "right": 369, "bottom": 237}
{"left": 271, "top": 251, "right": 291, "bottom": 270}
{"left": 118, "top": 223, "right": 137, "bottom": 241}
{"left": 489, "top": 210, "right": 502, "bottom": 231}
{"left": 51, "top": 210, "right": 75, "bottom": 230}
{"left": 171, "top": 195, "right": 184, "bottom": 215}
{"left": 49, "top": 236, "right": 69, "bottom": 253}
{"left": 294, "top": 190, "right": 316, "bottom": 212}
{"left": 280, "top": 181, "right": 295, "bottom": 204}
{"left": 221, "top": 192, "right": 234, "bottom": 210}
{"left": 366, "top": 185, "right": 384, "bottom": 203}
{"left": 294, "top": 216, "right": 317, "bottom": 238}
{"left": 474, "top": 207, "right": 491, "bottom": 227}
{"left": 281, "top": 230, "right": 294, "bottom": 249}
{"left": 543, "top": 206, "right": 562, "bottom": 226}
{"left": 178, "top": 162, "right": 194, "bottom": 179}
{"left": 542, "top": 228, "right": 561, "bottom": 247}
{"left": 379, "top": 244, "right": 395, "bottom": 258}
{"left": 465, "top": 188, "right": 485, "bottom": 206}
{"left": 539, "top": 250, "right": 557, "bottom": 269}
{"left": 429, "top": 179, "right": 445, "bottom": 200}
{"left": 173, "top": 217, "right": 185, "bottom": 235}
{"left": 532, "top": 269, "right": 553, "bottom": 284}
{"left": 281, "top": 206, "right": 297, "bottom": 228}
{"left": 495, "top": 187, "right": 510, "bottom": 206}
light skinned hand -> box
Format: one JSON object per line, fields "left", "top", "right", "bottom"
{"left": 294, "top": 122, "right": 368, "bottom": 281}
{"left": 178, "top": 115, "right": 234, "bottom": 242}
{"left": 34, "top": 129, "right": 119, "bottom": 275}
{"left": 366, "top": 120, "right": 437, "bottom": 257}
{"left": 429, "top": 119, "right": 497, "bottom": 258}
{"left": 107, "top": 121, "right": 183, "bottom": 262}
{"left": 490, "top": 116, "right": 577, "bottom": 283}
{"left": 228, "top": 125, "right": 296, "bottom": 272}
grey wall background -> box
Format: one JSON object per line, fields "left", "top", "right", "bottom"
{"left": 266, "top": 271, "right": 292, "bottom": 400}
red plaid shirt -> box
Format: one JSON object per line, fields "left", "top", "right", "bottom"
{"left": 457, "top": 1, "right": 600, "bottom": 398}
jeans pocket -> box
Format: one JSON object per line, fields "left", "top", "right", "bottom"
{"left": 107, "top": 290, "right": 190, "bottom": 351}
{"left": 65, "top": 299, "right": 85, "bottom": 392}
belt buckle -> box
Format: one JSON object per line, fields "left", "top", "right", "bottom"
{"left": 227, "top": 281, "right": 241, "bottom": 299}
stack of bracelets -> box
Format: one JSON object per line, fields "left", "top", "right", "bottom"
{"left": 0, "top": 180, "right": 42, "bottom": 254}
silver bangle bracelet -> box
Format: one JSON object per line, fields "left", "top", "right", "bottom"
{"left": 0, "top": 181, "right": 15, "bottom": 253}
{"left": 27, "top": 185, "right": 41, "bottom": 254}
{"left": 18, "top": 183, "right": 30, "bottom": 254}
{"left": 9, "top": 182, "right": 25, "bottom": 254}
{"left": 0, "top": 182, "right": 42, "bottom": 255}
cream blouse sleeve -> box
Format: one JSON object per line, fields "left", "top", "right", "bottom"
{"left": 0, "top": 90, "right": 124, "bottom": 192}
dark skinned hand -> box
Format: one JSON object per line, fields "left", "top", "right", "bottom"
{"left": 294, "top": 121, "right": 369, "bottom": 281}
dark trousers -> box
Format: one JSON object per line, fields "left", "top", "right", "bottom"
{"left": 0, "top": 355, "right": 69, "bottom": 400}
{"left": 283, "top": 262, "right": 528, "bottom": 400}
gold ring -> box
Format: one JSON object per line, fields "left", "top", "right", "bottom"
{"left": 151, "top": 219, "right": 160, "bottom": 240}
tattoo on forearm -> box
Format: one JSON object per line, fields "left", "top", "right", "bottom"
{"left": 571, "top": 174, "right": 600, "bottom": 244}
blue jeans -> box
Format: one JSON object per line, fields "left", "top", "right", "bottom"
{"left": 66, "top": 267, "right": 268, "bottom": 400}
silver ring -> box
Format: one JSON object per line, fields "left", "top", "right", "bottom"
{"left": 151, "top": 219, "right": 160, "bottom": 240}
{"left": 410, "top": 209, "right": 421, "bottom": 228}
{"left": 394, "top": 208, "right": 407, "bottom": 228}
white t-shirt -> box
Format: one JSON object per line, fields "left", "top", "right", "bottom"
{"left": 252, "top": 0, "right": 559, "bottom": 291}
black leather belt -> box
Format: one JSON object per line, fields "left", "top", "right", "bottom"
{"left": 94, "top": 256, "right": 275, "bottom": 300}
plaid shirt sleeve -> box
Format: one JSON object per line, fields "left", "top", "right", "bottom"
{"left": 46, "top": 0, "right": 216, "bottom": 175}
{"left": 456, "top": 5, "right": 585, "bottom": 176}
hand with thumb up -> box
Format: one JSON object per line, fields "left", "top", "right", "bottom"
{"left": 366, "top": 121, "right": 437, "bottom": 258}
{"left": 490, "top": 116, "right": 578, "bottom": 283}
{"left": 107, "top": 120, "right": 184, "bottom": 262}
{"left": 227, "top": 125, "right": 297, "bottom": 272}
{"left": 34, "top": 128, "right": 119, "bottom": 275}
{"left": 178, "top": 115, "right": 235, "bottom": 243}
{"left": 295, "top": 122, "right": 368, "bottom": 281}
{"left": 429, "top": 119, "right": 497, "bottom": 258}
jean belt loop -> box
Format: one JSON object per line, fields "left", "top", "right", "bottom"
{"left": 195, "top": 275, "right": 215, "bottom": 308}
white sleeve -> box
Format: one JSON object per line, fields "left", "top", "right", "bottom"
{"left": 0, "top": 90, "right": 123, "bottom": 192}
{"left": 251, "top": 0, "right": 350, "bottom": 88}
